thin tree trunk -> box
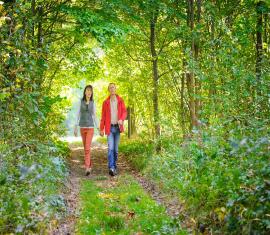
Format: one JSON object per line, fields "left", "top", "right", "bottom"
{"left": 187, "top": 0, "right": 198, "bottom": 130}
{"left": 31, "top": 0, "right": 36, "bottom": 45}
{"left": 263, "top": 12, "right": 267, "bottom": 54}
{"left": 181, "top": 59, "right": 186, "bottom": 136}
{"left": 37, "top": 6, "right": 43, "bottom": 49}
{"left": 194, "top": 0, "right": 201, "bottom": 123}
{"left": 150, "top": 12, "right": 161, "bottom": 143}
{"left": 256, "top": 1, "right": 263, "bottom": 96}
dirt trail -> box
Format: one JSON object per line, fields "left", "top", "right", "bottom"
{"left": 50, "top": 140, "right": 190, "bottom": 234}
{"left": 50, "top": 141, "right": 131, "bottom": 234}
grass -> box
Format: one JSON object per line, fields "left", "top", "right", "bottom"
{"left": 118, "top": 131, "right": 270, "bottom": 234}
{"left": 75, "top": 174, "right": 186, "bottom": 235}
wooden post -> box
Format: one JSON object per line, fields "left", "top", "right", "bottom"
{"left": 127, "top": 107, "right": 131, "bottom": 138}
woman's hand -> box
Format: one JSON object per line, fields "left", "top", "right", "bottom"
{"left": 74, "top": 126, "right": 78, "bottom": 137}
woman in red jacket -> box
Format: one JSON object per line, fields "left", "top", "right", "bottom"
{"left": 100, "top": 83, "right": 127, "bottom": 176}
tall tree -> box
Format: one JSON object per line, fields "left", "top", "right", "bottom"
{"left": 149, "top": 3, "right": 161, "bottom": 141}
{"left": 255, "top": 1, "right": 263, "bottom": 96}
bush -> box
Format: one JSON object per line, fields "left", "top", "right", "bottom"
{"left": 119, "top": 137, "right": 154, "bottom": 171}
{"left": 0, "top": 140, "right": 69, "bottom": 234}
{"left": 121, "top": 123, "right": 270, "bottom": 234}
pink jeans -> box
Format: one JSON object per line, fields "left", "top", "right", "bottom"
{"left": 80, "top": 128, "right": 94, "bottom": 169}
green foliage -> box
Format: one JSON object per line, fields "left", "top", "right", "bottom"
{"left": 0, "top": 140, "right": 69, "bottom": 234}
{"left": 1, "top": 0, "right": 269, "bottom": 233}
{"left": 121, "top": 122, "right": 270, "bottom": 234}
{"left": 119, "top": 137, "right": 154, "bottom": 171}
{"left": 61, "top": 2, "right": 129, "bottom": 46}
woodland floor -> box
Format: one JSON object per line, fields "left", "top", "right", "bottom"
{"left": 50, "top": 140, "right": 193, "bottom": 235}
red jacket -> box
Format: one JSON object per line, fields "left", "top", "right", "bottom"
{"left": 100, "top": 95, "right": 127, "bottom": 135}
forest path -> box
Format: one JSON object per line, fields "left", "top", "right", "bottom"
{"left": 50, "top": 140, "right": 191, "bottom": 234}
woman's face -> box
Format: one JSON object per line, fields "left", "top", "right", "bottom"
{"left": 85, "top": 87, "right": 92, "bottom": 98}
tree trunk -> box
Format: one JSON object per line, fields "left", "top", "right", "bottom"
{"left": 31, "top": 0, "right": 36, "bottom": 45}
{"left": 263, "top": 11, "right": 268, "bottom": 54}
{"left": 37, "top": 6, "right": 43, "bottom": 49}
{"left": 181, "top": 59, "right": 186, "bottom": 136}
{"left": 187, "top": 0, "right": 198, "bottom": 130}
{"left": 150, "top": 13, "right": 161, "bottom": 142}
{"left": 256, "top": 1, "right": 263, "bottom": 96}
{"left": 194, "top": 0, "right": 201, "bottom": 123}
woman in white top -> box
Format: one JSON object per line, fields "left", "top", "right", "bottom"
{"left": 74, "top": 85, "right": 99, "bottom": 175}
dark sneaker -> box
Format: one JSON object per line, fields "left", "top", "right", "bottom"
{"left": 85, "top": 168, "right": 92, "bottom": 176}
{"left": 109, "top": 168, "right": 114, "bottom": 176}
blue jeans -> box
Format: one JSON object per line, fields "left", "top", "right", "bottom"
{"left": 107, "top": 126, "right": 120, "bottom": 170}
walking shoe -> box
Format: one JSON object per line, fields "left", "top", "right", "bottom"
{"left": 85, "top": 168, "right": 92, "bottom": 176}
{"left": 109, "top": 168, "right": 114, "bottom": 176}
